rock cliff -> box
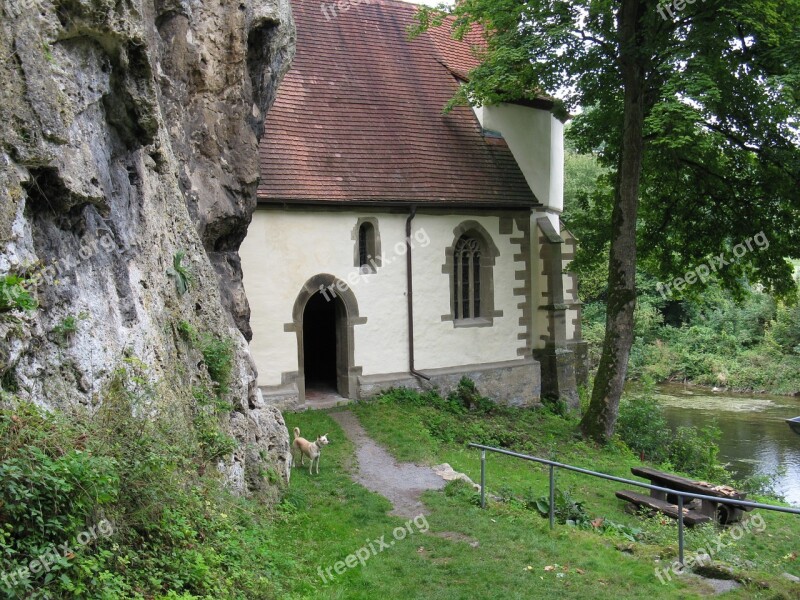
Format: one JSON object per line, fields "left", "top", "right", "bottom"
{"left": 0, "top": 0, "right": 295, "bottom": 498}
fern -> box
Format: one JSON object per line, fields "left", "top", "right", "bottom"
{"left": 167, "top": 251, "right": 194, "bottom": 296}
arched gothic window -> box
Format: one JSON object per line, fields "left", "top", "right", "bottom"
{"left": 454, "top": 235, "right": 481, "bottom": 319}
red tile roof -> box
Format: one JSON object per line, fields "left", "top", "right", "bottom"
{"left": 257, "top": 0, "right": 539, "bottom": 207}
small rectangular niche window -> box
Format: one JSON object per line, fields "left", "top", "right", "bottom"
{"left": 353, "top": 218, "right": 381, "bottom": 273}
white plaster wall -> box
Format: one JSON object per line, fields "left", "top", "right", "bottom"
{"left": 566, "top": 309, "right": 578, "bottom": 342}
{"left": 241, "top": 210, "right": 529, "bottom": 386}
{"left": 241, "top": 210, "right": 410, "bottom": 386}
{"left": 474, "top": 104, "right": 564, "bottom": 213}
{"left": 407, "top": 214, "right": 526, "bottom": 370}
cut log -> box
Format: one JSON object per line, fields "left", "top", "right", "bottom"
{"left": 615, "top": 490, "right": 712, "bottom": 526}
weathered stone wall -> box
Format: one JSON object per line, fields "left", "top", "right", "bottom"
{"left": 0, "top": 0, "right": 295, "bottom": 499}
{"left": 357, "top": 358, "right": 541, "bottom": 408}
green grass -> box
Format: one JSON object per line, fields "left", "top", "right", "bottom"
{"left": 4, "top": 380, "right": 797, "bottom": 598}
{"left": 278, "top": 396, "right": 800, "bottom": 599}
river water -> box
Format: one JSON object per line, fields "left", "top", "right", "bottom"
{"left": 656, "top": 384, "right": 800, "bottom": 506}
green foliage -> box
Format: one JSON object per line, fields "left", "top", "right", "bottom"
{"left": 0, "top": 274, "right": 37, "bottom": 313}
{"left": 177, "top": 319, "right": 197, "bottom": 343}
{"left": 175, "top": 320, "right": 234, "bottom": 397}
{"left": 615, "top": 393, "right": 672, "bottom": 464}
{"left": 533, "top": 487, "right": 589, "bottom": 526}
{"left": 0, "top": 404, "right": 119, "bottom": 597}
{"left": 52, "top": 311, "right": 89, "bottom": 344}
{"left": 198, "top": 335, "right": 234, "bottom": 396}
{"left": 0, "top": 362, "right": 290, "bottom": 598}
{"left": 373, "top": 385, "right": 576, "bottom": 455}
{"left": 540, "top": 394, "right": 568, "bottom": 417}
{"left": 666, "top": 425, "right": 727, "bottom": 481}
{"left": 167, "top": 251, "right": 194, "bottom": 297}
{"left": 192, "top": 386, "right": 236, "bottom": 463}
{"left": 583, "top": 273, "right": 800, "bottom": 395}
{"left": 615, "top": 389, "right": 728, "bottom": 481}
{"left": 498, "top": 485, "right": 643, "bottom": 542}
{"left": 447, "top": 376, "right": 495, "bottom": 413}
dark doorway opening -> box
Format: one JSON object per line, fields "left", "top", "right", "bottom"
{"left": 302, "top": 291, "right": 339, "bottom": 393}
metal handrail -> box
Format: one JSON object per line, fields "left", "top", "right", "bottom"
{"left": 469, "top": 442, "right": 800, "bottom": 565}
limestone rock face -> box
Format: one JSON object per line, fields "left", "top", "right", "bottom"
{"left": 0, "top": 0, "right": 294, "bottom": 497}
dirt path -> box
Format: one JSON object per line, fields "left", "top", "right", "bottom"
{"left": 329, "top": 410, "right": 447, "bottom": 518}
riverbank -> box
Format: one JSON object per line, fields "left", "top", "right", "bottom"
{"left": 653, "top": 377, "right": 800, "bottom": 399}
{"left": 582, "top": 289, "right": 800, "bottom": 398}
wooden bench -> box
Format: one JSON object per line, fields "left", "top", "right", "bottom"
{"left": 615, "top": 490, "right": 712, "bottom": 526}
{"left": 621, "top": 467, "right": 751, "bottom": 525}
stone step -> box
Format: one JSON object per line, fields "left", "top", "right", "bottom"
{"left": 291, "top": 396, "right": 353, "bottom": 412}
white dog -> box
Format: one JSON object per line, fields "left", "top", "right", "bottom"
{"left": 292, "top": 427, "right": 329, "bottom": 474}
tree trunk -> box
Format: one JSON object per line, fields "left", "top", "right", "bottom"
{"left": 579, "top": 0, "right": 645, "bottom": 442}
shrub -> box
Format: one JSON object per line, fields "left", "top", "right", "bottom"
{"left": 0, "top": 403, "right": 119, "bottom": 595}
{"left": 52, "top": 311, "right": 89, "bottom": 344}
{"left": 0, "top": 275, "right": 37, "bottom": 313}
{"left": 533, "top": 487, "right": 590, "bottom": 525}
{"left": 192, "top": 387, "right": 236, "bottom": 463}
{"left": 447, "top": 377, "right": 495, "bottom": 414}
{"left": 374, "top": 385, "right": 575, "bottom": 455}
{"left": 175, "top": 321, "right": 234, "bottom": 397}
{"left": 615, "top": 393, "right": 671, "bottom": 463}
{"left": 199, "top": 335, "right": 234, "bottom": 396}
{"left": 668, "top": 424, "right": 727, "bottom": 480}
{"left": 0, "top": 362, "right": 290, "bottom": 598}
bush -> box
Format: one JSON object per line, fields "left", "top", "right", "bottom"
{"left": 0, "top": 274, "right": 37, "bottom": 313}
{"left": 0, "top": 362, "right": 290, "bottom": 598}
{"left": 667, "top": 424, "right": 727, "bottom": 480}
{"left": 616, "top": 391, "right": 728, "bottom": 480}
{"left": 174, "top": 321, "right": 234, "bottom": 397}
{"left": 533, "top": 487, "right": 590, "bottom": 525}
{"left": 199, "top": 335, "right": 234, "bottom": 396}
{"left": 615, "top": 393, "right": 671, "bottom": 463}
{"left": 446, "top": 377, "right": 495, "bottom": 414}
{"left": 374, "top": 384, "right": 576, "bottom": 455}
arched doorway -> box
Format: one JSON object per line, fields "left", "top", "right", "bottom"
{"left": 290, "top": 274, "right": 366, "bottom": 402}
{"left": 302, "top": 291, "right": 341, "bottom": 393}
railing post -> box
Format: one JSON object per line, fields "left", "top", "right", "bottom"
{"left": 549, "top": 465, "right": 555, "bottom": 530}
{"left": 480, "top": 450, "right": 486, "bottom": 509}
{"left": 678, "top": 495, "right": 685, "bottom": 566}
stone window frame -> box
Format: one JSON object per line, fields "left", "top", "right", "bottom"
{"left": 441, "top": 220, "right": 502, "bottom": 327}
{"left": 352, "top": 217, "right": 382, "bottom": 273}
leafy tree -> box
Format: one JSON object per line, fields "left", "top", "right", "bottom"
{"left": 412, "top": 0, "right": 800, "bottom": 441}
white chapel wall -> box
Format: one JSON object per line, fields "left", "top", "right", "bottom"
{"left": 241, "top": 209, "right": 530, "bottom": 387}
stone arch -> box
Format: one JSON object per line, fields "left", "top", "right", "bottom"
{"left": 288, "top": 274, "right": 365, "bottom": 401}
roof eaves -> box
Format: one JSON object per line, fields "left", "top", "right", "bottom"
{"left": 256, "top": 197, "right": 542, "bottom": 209}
